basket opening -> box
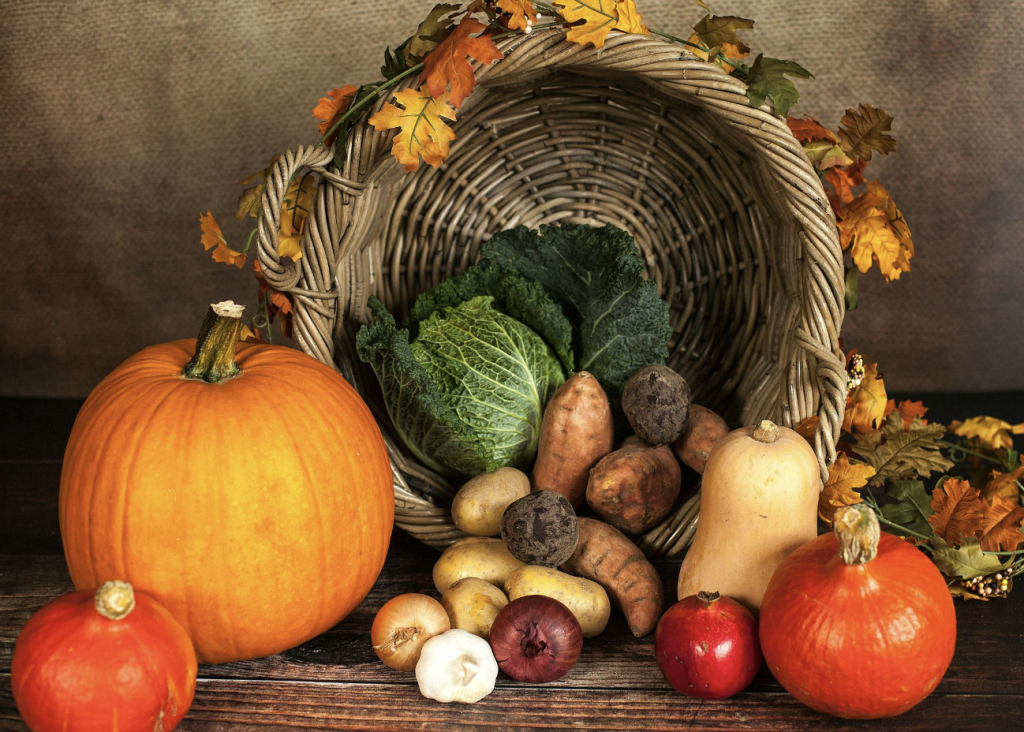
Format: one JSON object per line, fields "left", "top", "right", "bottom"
{"left": 349, "top": 70, "right": 795, "bottom": 429}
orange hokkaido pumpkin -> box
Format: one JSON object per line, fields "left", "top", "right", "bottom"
{"left": 59, "top": 302, "right": 394, "bottom": 664}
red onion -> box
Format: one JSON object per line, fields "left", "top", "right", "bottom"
{"left": 488, "top": 595, "right": 582, "bottom": 683}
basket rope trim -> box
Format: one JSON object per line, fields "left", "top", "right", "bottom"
{"left": 254, "top": 29, "right": 846, "bottom": 557}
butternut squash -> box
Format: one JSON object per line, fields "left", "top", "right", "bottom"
{"left": 677, "top": 420, "right": 820, "bottom": 612}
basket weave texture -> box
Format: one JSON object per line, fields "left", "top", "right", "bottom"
{"left": 254, "top": 29, "right": 846, "bottom": 558}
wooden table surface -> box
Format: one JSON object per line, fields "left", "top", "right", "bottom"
{"left": 2, "top": 395, "right": 1023, "bottom": 731}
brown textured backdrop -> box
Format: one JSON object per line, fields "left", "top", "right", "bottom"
{"left": 2, "top": 0, "right": 1022, "bottom": 397}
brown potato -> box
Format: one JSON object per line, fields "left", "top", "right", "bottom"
{"left": 532, "top": 371, "right": 614, "bottom": 508}
{"left": 586, "top": 444, "right": 681, "bottom": 534}
{"left": 561, "top": 518, "right": 664, "bottom": 638}
{"left": 672, "top": 404, "right": 729, "bottom": 474}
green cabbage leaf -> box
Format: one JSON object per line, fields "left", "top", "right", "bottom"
{"left": 356, "top": 295, "right": 565, "bottom": 478}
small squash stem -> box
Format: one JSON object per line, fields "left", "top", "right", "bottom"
{"left": 696, "top": 590, "right": 720, "bottom": 605}
{"left": 182, "top": 301, "right": 245, "bottom": 383}
{"left": 94, "top": 580, "right": 135, "bottom": 620}
{"left": 752, "top": 419, "right": 781, "bottom": 444}
{"left": 834, "top": 505, "right": 880, "bottom": 565}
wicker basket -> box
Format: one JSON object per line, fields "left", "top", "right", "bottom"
{"left": 253, "top": 29, "right": 846, "bottom": 558}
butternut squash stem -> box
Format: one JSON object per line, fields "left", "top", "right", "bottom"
{"left": 182, "top": 301, "right": 245, "bottom": 383}
{"left": 833, "top": 505, "right": 880, "bottom": 565}
{"left": 94, "top": 580, "right": 135, "bottom": 620}
{"left": 752, "top": 419, "right": 781, "bottom": 443}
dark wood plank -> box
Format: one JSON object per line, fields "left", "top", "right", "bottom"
{"left": 3, "top": 674, "right": 1021, "bottom": 732}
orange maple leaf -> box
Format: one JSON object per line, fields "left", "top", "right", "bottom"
{"left": 883, "top": 399, "right": 929, "bottom": 431}
{"left": 684, "top": 33, "right": 742, "bottom": 73}
{"left": 818, "top": 454, "right": 873, "bottom": 523}
{"left": 787, "top": 116, "right": 838, "bottom": 143}
{"left": 824, "top": 162, "right": 867, "bottom": 215}
{"left": 369, "top": 85, "right": 457, "bottom": 172}
{"left": 313, "top": 86, "right": 358, "bottom": 143}
{"left": 839, "top": 180, "right": 914, "bottom": 281}
{"left": 929, "top": 478, "right": 987, "bottom": 546}
{"left": 199, "top": 211, "right": 246, "bottom": 269}
{"left": 949, "top": 416, "right": 1024, "bottom": 451}
{"left": 979, "top": 496, "right": 1024, "bottom": 552}
{"left": 497, "top": 0, "right": 537, "bottom": 31}
{"left": 843, "top": 360, "right": 888, "bottom": 435}
{"left": 420, "top": 17, "right": 502, "bottom": 109}
{"left": 794, "top": 415, "right": 819, "bottom": 444}
{"left": 239, "top": 324, "right": 264, "bottom": 343}
{"left": 982, "top": 458, "right": 1024, "bottom": 505}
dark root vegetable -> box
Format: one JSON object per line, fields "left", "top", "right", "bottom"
{"left": 489, "top": 595, "right": 583, "bottom": 683}
{"left": 501, "top": 490, "right": 578, "bottom": 567}
{"left": 621, "top": 365, "right": 691, "bottom": 446}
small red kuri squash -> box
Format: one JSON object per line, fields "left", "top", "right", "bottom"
{"left": 12, "top": 581, "right": 197, "bottom": 732}
{"left": 59, "top": 302, "right": 394, "bottom": 663}
{"left": 759, "top": 505, "right": 957, "bottom": 719}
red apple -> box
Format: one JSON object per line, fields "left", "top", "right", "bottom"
{"left": 655, "top": 591, "right": 762, "bottom": 700}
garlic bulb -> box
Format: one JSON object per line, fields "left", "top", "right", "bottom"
{"left": 415, "top": 629, "right": 498, "bottom": 703}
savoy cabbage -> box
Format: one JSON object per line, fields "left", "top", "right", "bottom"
{"left": 356, "top": 295, "right": 566, "bottom": 478}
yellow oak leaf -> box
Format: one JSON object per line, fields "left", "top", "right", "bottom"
{"left": 235, "top": 155, "right": 279, "bottom": 220}
{"left": 839, "top": 180, "right": 913, "bottom": 281}
{"left": 555, "top": 0, "right": 620, "bottom": 48}
{"left": 950, "top": 416, "right": 1024, "bottom": 451}
{"left": 276, "top": 175, "right": 315, "bottom": 261}
{"left": 979, "top": 495, "right": 1024, "bottom": 552}
{"left": 369, "top": 85, "right": 457, "bottom": 172}
{"left": 818, "top": 145, "right": 855, "bottom": 170}
{"left": 692, "top": 14, "right": 754, "bottom": 56}
{"left": 843, "top": 360, "right": 888, "bottom": 435}
{"left": 199, "top": 211, "right": 246, "bottom": 269}
{"left": 838, "top": 103, "right": 897, "bottom": 162}
{"left": 929, "top": 478, "right": 987, "bottom": 546}
{"left": 313, "top": 86, "right": 358, "bottom": 142}
{"left": 818, "top": 454, "right": 873, "bottom": 523}
{"left": 684, "top": 33, "right": 743, "bottom": 73}
{"left": 614, "top": 0, "right": 649, "bottom": 34}
{"left": 982, "top": 459, "right": 1024, "bottom": 505}
{"left": 239, "top": 324, "right": 264, "bottom": 343}
{"left": 497, "top": 0, "right": 537, "bottom": 31}
{"left": 405, "top": 3, "right": 461, "bottom": 62}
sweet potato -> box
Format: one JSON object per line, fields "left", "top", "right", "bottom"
{"left": 532, "top": 371, "right": 614, "bottom": 508}
{"left": 586, "top": 443, "right": 681, "bottom": 534}
{"left": 672, "top": 404, "right": 729, "bottom": 474}
{"left": 561, "top": 517, "right": 664, "bottom": 637}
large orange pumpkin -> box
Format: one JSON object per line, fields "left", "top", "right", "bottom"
{"left": 59, "top": 302, "right": 394, "bottom": 664}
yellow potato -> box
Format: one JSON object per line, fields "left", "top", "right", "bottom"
{"left": 451, "top": 467, "right": 531, "bottom": 537}
{"left": 433, "top": 537, "right": 526, "bottom": 595}
{"left": 441, "top": 577, "right": 509, "bottom": 639}
{"left": 504, "top": 565, "right": 611, "bottom": 637}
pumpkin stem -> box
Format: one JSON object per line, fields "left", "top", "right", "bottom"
{"left": 752, "top": 419, "right": 781, "bottom": 443}
{"left": 833, "top": 505, "right": 880, "bottom": 565}
{"left": 182, "top": 301, "right": 245, "bottom": 383}
{"left": 94, "top": 580, "right": 135, "bottom": 620}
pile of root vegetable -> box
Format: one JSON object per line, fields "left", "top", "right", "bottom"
{"left": 370, "top": 357, "right": 720, "bottom": 700}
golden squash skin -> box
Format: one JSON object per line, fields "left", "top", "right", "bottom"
{"left": 677, "top": 420, "right": 820, "bottom": 612}
{"left": 59, "top": 333, "right": 394, "bottom": 664}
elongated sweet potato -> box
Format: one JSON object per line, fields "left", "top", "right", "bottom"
{"left": 532, "top": 371, "right": 614, "bottom": 508}
{"left": 586, "top": 443, "right": 681, "bottom": 534}
{"left": 561, "top": 518, "right": 664, "bottom": 637}
{"left": 672, "top": 404, "right": 729, "bottom": 474}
